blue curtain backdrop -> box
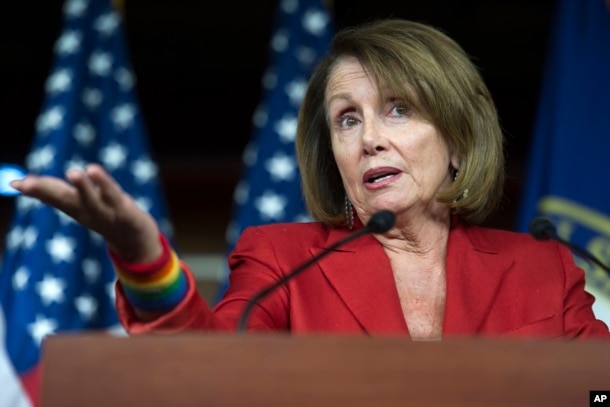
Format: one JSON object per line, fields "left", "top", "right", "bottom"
{"left": 517, "top": 0, "right": 610, "bottom": 323}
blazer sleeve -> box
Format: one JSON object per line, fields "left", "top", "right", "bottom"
{"left": 115, "top": 259, "right": 220, "bottom": 333}
{"left": 115, "top": 226, "right": 289, "bottom": 333}
{"left": 559, "top": 244, "right": 610, "bottom": 338}
{"left": 213, "top": 225, "right": 291, "bottom": 330}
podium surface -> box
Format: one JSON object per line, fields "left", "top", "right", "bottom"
{"left": 40, "top": 333, "right": 609, "bottom": 406}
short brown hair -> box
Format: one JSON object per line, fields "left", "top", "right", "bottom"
{"left": 296, "top": 19, "right": 505, "bottom": 227}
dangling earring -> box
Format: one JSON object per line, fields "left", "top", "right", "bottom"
{"left": 452, "top": 169, "right": 469, "bottom": 201}
{"left": 344, "top": 195, "right": 354, "bottom": 230}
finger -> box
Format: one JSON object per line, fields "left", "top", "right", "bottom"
{"left": 65, "top": 167, "right": 107, "bottom": 214}
{"left": 84, "top": 163, "right": 126, "bottom": 208}
{"left": 10, "top": 175, "right": 81, "bottom": 214}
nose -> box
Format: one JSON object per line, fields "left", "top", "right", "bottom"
{"left": 361, "top": 119, "right": 388, "bottom": 156}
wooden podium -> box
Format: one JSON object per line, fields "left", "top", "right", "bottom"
{"left": 40, "top": 333, "right": 609, "bottom": 407}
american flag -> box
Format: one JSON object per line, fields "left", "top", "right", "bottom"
{"left": 217, "top": 0, "right": 334, "bottom": 300}
{"left": 0, "top": 0, "right": 172, "bottom": 405}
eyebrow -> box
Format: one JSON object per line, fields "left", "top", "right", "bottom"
{"left": 326, "top": 92, "right": 353, "bottom": 107}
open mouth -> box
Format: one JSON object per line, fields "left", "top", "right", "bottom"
{"left": 367, "top": 173, "right": 396, "bottom": 183}
{"left": 364, "top": 168, "right": 400, "bottom": 184}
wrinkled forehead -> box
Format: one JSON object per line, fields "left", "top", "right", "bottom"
{"left": 325, "top": 57, "right": 372, "bottom": 96}
{"left": 324, "top": 54, "right": 421, "bottom": 111}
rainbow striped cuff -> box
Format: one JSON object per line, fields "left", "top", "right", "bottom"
{"left": 108, "top": 234, "right": 188, "bottom": 314}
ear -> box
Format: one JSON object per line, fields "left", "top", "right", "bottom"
{"left": 450, "top": 152, "right": 460, "bottom": 171}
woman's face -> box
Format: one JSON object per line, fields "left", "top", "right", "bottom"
{"left": 326, "top": 57, "right": 458, "bottom": 223}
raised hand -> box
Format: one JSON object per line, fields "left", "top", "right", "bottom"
{"left": 10, "top": 163, "right": 162, "bottom": 263}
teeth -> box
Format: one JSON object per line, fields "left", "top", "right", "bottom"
{"left": 372, "top": 174, "right": 393, "bottom": 183}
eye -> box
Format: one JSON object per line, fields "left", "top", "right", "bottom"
{"left": 333, "top": 113, "right": 360, "bottom": 130}
{"left": 390, "top": 103, "right": 409, "bottom": 117}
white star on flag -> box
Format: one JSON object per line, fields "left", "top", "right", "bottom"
{"left": 89, "top": 51, "right": 113, "bottom": 76}
{"left": 272, "top": 30, "right": 290, "bottom": 52}
{"left": 295, "top": 46, "right": 316, "bottom": 64}
{"left": 64, "top": 155, "right": 88, "bottom": 172}
{"left": 131, "top": 157, "right": 158, "bottom": 184}
{"left": 233, "top": 181, "right": 249, "bottom": 205}
{"left": 64, "top": 0, "right": 87, "bottom": 18}
{"left": 94, "top": 12, "right": 119, "bottom": 36}
{"left": 36, "top": 106, "right": 64, "bottom": 133}
{"left": 262, "top": 69, "right": 278, "bottom": 90}
{"left": 281, "top": 0, "right": 298, "bottom": 14}
{"left": 82, "top": 258, "right": 102, "bottom": 284}
{"left": 274, "top": 115, "right": 298, "bottom": 143}
{"left": 6, "top": 227, "right": 25, "bottom": 251}
{"left": 16, "top": 195, "right": 41, "bottom": 214}
{"left": 74, "top": 122, "right": 96, "bottom": 146}
{"left": 135, "top": 196, "right": 153, "bottom": 213}
{"left": 285, "top": 79, "right": 307, "bottom": 105}
{"left": 106, "top": 281, "right": 117, "bottom": 302}
{"left": 82, "top": 87, "right": 103, "bottom": 109}
{"left": 255, "top": 191, "right": 288, "bottom": 221}
{"left": 27, "top": 315, "right": 57, "bottom": 347}
{"left": 55, "top": 30, "right": 82, "bottom": 55}
{"left": 36, "top": 275, "right": 66, "bottom": 306}
{"left": 20, "top": 227, "right": 38, "bottom": 250}
{"left": 26, "top": 145, "right": 56, "bottom": 172}
{"left": 115, "top": 68, "right": 134, "bottom": 91}
{"left": 242, "top": 142, "right": 258, "bottom": 166}
{"left": 54, "top": 209, "right": 77, "bottom": 226}
{"left": 12, "top": 267, "right": 30, "bottom": 291}
{"left": 46, "top": 69, "right": 73, "bottom": 94}
{"left": 75, "top": 295, "right": 98, "bottom": 321}
{"left": 265, "top": 153, "right": 297, "bottom": 182}
{"left": 45, "top": 234, "right": 77, "bottom": 263}
{"left": 99, "top": 142, "right": 128, "bottom": 170}
{"left": 303, "top": 10, "right": 329, "bottom": 36}
{"left": 252, "top": 106, "right": 268, "bottom": 128}
{"left": 111, "top": 103, "right": 136, "bottom": 130}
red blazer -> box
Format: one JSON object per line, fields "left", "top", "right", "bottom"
{"left": 117, "top": 219, "right": 610, "bottom": 338}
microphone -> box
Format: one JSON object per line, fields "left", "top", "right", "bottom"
{"left": 236, "top": 210, "right": 396, "bottom": 332}
{"left": 528, "top": 217, "right": 610, "bottom": 274}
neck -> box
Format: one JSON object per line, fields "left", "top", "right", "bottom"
{"left": 374, "top": 210, "right": 451, "bottom": 258}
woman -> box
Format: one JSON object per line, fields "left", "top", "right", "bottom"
{"left": 11, "top": 19, "right": 610, "bottom": 338}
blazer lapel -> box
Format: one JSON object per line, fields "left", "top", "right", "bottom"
{"left": 443, "top": 222, "right": 514, "bottom": 335}
{"left": 314, "top": 227, "right": 407, "bottom": 334}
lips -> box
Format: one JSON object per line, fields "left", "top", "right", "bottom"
{"left": 363, "top": 167, "right": 401, "bottom": 189}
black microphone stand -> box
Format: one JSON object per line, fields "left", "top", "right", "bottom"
{"left": 236, "top": 227, "right": 370, "bottom": 333}
{"left": 236, "top": 210, "right": 395, "bottom": 332}
{"left": 529, "top": 217, "right": 610, "bottom": 274}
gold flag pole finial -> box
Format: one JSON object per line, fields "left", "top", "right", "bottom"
{"left": 112, "top": 0, "right": 124, "bottom": 14}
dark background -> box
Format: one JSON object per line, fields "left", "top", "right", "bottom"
{"left": 1, "top": 0, "right": 556, "bottom": 253}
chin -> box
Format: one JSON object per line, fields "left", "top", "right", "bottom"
{"left": 365, "top": 202, "right": 404, "bottom": 216}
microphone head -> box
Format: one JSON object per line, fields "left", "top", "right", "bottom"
{"left": 366, "top": 210, "right": 396, "bottom": 233}
{"left": 528, "top": 217, "right": 557, "bottom": 241}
